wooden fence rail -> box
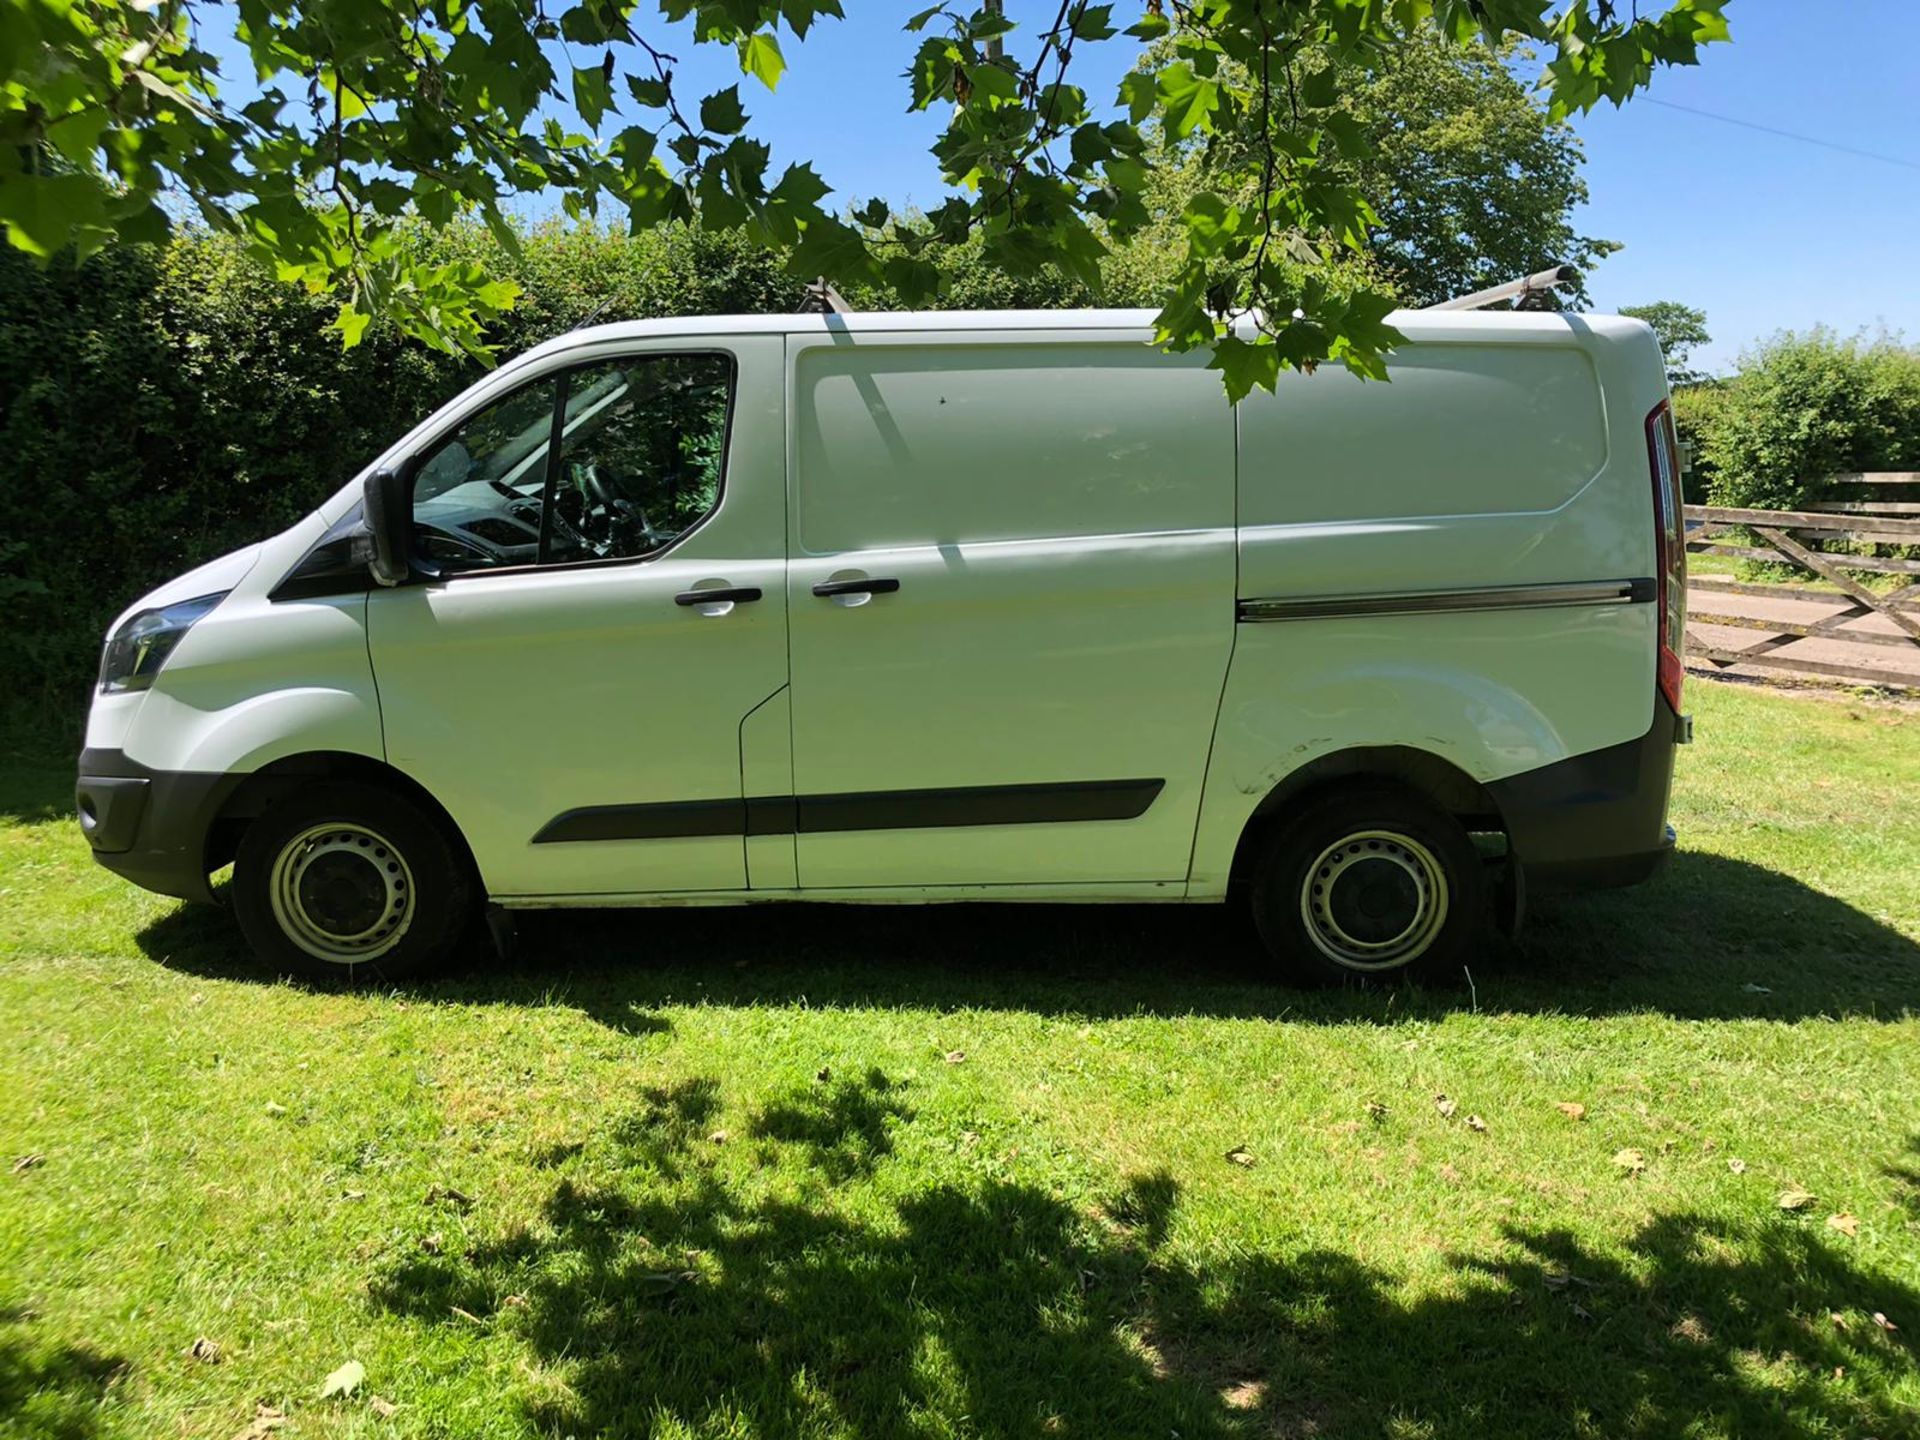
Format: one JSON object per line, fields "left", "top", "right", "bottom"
{"left": 1683, "top": 473, "right": 1920, "bottom": 690}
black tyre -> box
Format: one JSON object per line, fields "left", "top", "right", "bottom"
{"left": 1250, "top": 784, "right": 1485, "bottom": 986}
{"left": 232, "top": 781, "right": 476, "bottom": 984}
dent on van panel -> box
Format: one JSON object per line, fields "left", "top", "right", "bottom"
{"left": 1238, "top": 344, "right": 1608, "bottom": 528}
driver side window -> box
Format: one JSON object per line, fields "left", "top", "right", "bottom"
{"left": 410, "top": 352, "right": 735, "bottom": 573}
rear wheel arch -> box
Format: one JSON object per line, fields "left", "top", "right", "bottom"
{"left": 1227, "top": 746, "right": 1506, "bottom": 896}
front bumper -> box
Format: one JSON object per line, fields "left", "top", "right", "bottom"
{"left": 1486, "top": 698, "right": 1685, "bottom": 894}
{"left": 77, "top": 748, "right": 239, "bottom": 904}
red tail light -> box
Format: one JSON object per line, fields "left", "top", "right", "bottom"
{"left": 1644, "top": 400, "right": 1687, "bottom": 712}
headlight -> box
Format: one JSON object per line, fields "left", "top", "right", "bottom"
{"left": 98, "top": 593, "right": 227, "bottom": 694}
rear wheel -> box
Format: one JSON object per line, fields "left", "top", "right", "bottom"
{"left": 1250, "top": 785, "right": 1484, "bottom": 986}
{"left": 233, "top": 781, "right": 475, "bottom": 983}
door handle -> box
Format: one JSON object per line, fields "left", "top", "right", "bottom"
{"left": 811, "top": 577, "right": 900, "bottom": 598}
{"left": 674, "top": 586, "right": 763, "bottom": 607}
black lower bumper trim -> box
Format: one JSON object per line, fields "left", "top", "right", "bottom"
{"left": 77, "top": 748, "right": 240, "bottom": 904}
{"left": 1486, "top": 699, "right": 1683, "bottom": 894}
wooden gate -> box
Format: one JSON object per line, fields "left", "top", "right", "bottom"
{"left": 1684, "top": 474, "right": 1920, "bottom": 688}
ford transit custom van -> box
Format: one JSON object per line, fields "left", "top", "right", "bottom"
{"left": 77, "top": 308, "right": 1690, "bottom": 984}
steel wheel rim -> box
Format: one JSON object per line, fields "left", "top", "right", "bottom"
{"left": 1298, "top": 829, "right": 1449, "bottom": 971}
{"left": 268, "top": 822, "right": 415, "bottom": 964}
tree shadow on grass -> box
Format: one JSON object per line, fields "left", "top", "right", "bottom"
{"left": 365, "top": 1075, "right": 1918, "bottom": 1440}
{"left": 139, "top": 849, "right": 1920, "bottom": 1026}
{"left": 0, "top": 1309, "right": 126, "bottom": 1440}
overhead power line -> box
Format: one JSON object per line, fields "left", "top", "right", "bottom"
{"left": 1646, "top": 98, "right": 1920, "bottom": 174}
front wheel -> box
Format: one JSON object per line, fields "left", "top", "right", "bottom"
{"left": 232, "top": 781, "right": 475, "bottom": 983}
{"left": 1250, "top": 785, "right": 1485, "bottom": 986}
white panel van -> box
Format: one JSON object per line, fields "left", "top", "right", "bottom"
{"left": 77, "top": 309, "right": 1691, "bottom": 985}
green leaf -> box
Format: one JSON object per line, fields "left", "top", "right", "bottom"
{"left": 1070, "top": 5, "right": 1115, "bottom": 41}
{"left": 1157, "top": 64, "right": 1220, "bottom": 138}
{"left": 572, "top": 59, "right": 616, "bottom": 130}
{"left": 627, "top": 75, "right": 671, "bottom": 108}
{"left": 699, "top": 85, "right": 747, "bottom": 134}
{"left": 330, "top": 301, "right": 372, "bottom": 349}
{"left": 771, "top": 162, "right": 832, "bottom": 207}
{"left": 0, "top": 173, "right": 108, "bottom": 257}
{"left": 1207, "top": 334, "right": 1280, "bottom": 403}
{"left": 738, "top": 31, "right": 785, "bottom": 91}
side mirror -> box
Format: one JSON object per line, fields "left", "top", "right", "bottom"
{"left": 362, "top": 465, "right": 412, "bottom": 587}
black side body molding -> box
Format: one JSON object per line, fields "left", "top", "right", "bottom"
{"left": 532, "top": 778, "right": 1166, "bottom": 846}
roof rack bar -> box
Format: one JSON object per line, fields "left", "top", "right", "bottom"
{"left": 1424, "top": 264, "right": 1576, "bottom": 312}
{"left": 799, "top": 277, "right": 852, "bottom": 316}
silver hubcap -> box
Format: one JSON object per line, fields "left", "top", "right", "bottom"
{"left": 268, "top": 822, "right": 415, "bottom": 964}
{"left": 1299, "top": 829, "right": 1449, "bottom": 971}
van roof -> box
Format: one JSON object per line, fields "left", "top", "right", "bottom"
{"left": 527, "top": 307, "right": 1652, "bottom": 361}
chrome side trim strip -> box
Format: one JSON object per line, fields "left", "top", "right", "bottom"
{"left": 1237, "top": 577, "right": 1655, "bottom": 624}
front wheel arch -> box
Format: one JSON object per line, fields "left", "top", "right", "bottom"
{"left": 207, "top": 751, "right": 479, "bottom": 892}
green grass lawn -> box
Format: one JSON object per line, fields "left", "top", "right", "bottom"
{"left": 3, "top": 680, "right": 1917, "bottom": 1439}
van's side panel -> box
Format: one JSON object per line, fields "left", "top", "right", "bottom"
{"left": 1188, "top": 315, "right": 1666, "bottom": 897}
{"left": 783, "top": 332, "right": 1235, "bottom": 889}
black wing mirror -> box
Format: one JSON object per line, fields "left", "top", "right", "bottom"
{"left": 362, "top": 465, "right": 413, "bottom": 587}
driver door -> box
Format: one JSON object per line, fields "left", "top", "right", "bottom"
{"left": 366, "top": 337, "right": 790, "bottom": 899}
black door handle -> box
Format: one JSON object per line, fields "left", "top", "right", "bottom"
{"left": 812, "top": 577, "right": 901, "bottom": 598}
{"left": 674, "top": 586, "right": 762, "bottom": 606}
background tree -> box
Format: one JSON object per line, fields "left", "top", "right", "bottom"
{"left": 1620, "top": 300, "right": 1713, "bottom": 387}
{"left": 1142, "top": 35, "right": 1618, "bottom": 310}
{"left": 1, "top": 0, "right": 1728, "bottom": 397}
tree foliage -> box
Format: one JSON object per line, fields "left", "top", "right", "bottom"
{"left": 1689, "top": 329, "right": 1920, "bottom": 512}
{"left": 1619, "top": 299, "right": 1711, "bottom": 387}
{"left": 3, "top": 0, "right": 1727, "bottom": 397}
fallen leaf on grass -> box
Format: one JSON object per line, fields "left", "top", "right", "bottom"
{"left": 319, "top": 1360, "right": 365, "bottom": 1399}
{"left": 370, "top": 1396, "right": 398, "bottom": 1419}
{"left": 11, "top": 1154, "right": 44, "bottom": 1174}
{"left": 944, "top": 1050, "right": 967, "bottom": 1065}
{"left": 424, "top": 1184, "right": 473, "bottom": 1211}
{"left": 1225, "top": 1146, "right": 1256, "bottom": 1168}
{"left": 1555, "top": 1103, "right": 1587, "bottom": 1122}
{"left": 1727, "top": 1158, "right": 1747, "bottom": 1174}
{"left": 1777, "top": 1188, "right": 1817, "bottom": 1211}
{"left": 1827, "top": 1212, "right": 1859, "bottom": 1237}
{"left": 1613, "top": 1148, "right": 1646, "bottom": 1174}
{"left": 343, "top": 1189, "right": 365, "bottom": 1202}
{"left": 1433, "top": 1094, "right": 1457, "bottom": 1119}
{"left": 419, "top": 1233, "right": 442, "bottom": 1255}
{"left": 1872, "top": 1311, "right": 1898, "bottom": 1333}
{"left": 707, "top": 1129, "right": 728, "bottom": 1145}
{"left": 1465, "top": 1114, "right": 1488, "bottom": 1133}
{"left": 1741, "top": 983, "right": 1772, "bottom": 995}
{"left": 231, "top": 1403, "right": 285, "bottom": 1440}
{"left": 263, "top": 1102, "right": 288, "bottom": 1116}
{"left": 503, "top": 1294, "right": 527, "bottom": 1308}
{"left": 188, "top": 1337, "right": 221, "bottom": 1364}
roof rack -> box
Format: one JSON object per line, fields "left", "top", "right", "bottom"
{"left": 799, "top": 277, "right": 852, "bottom": 316}
{"left": 1424, "top": 264, "right": 1575, "bottom": 312}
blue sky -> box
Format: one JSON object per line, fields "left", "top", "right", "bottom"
{"left": 207, "top": 2, "right": 1920, "bottom": 374}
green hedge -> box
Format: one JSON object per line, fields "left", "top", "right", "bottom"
{"left": 1691, "top": 329, "right": 1920, "bottom": 511}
